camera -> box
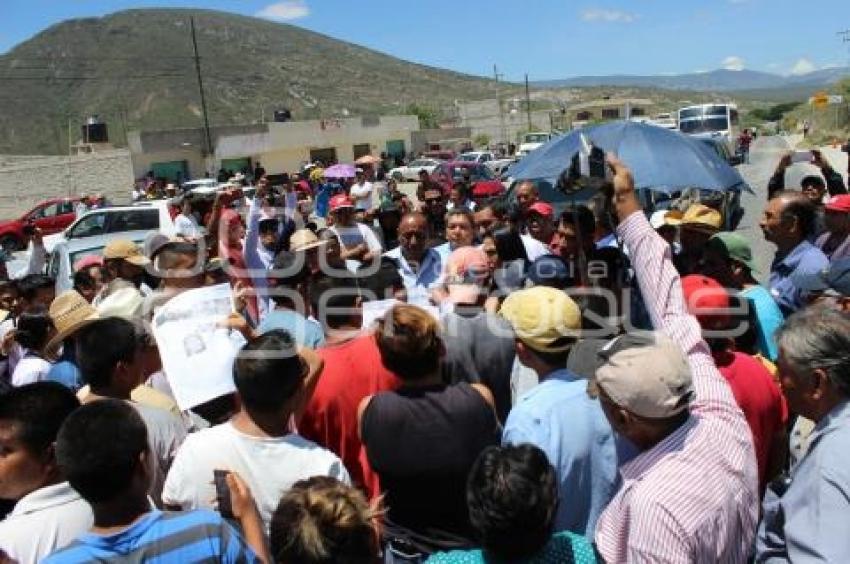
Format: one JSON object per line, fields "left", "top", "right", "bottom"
{"left": 22, "top": 223, "right": 36, "bottom": 237}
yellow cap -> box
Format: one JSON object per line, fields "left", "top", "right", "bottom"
{"left": 665, "top": 204, "right": 721, "bottom": 230}
{"left": 103, "top": 239, "right": 150, "bottom": 266}
{"left": 499, "top": 286, "right": 581, "bottom": 353}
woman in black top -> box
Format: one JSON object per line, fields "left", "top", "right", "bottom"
{"left": 357, "top": 305, "right": 500, "bottom": 561}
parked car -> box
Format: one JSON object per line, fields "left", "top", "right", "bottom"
{"left": 456, "top": 151, "right": 516, "bottom": 177}
{"left": 389, "top": 158, "right": 442, "bottom": 181}
{"left": 515, "top": 132, "right": 555, "bottom": 158}
{"left": 423, "top": 149, "right": 456, "bottom": 160}
{"left": 0, "top": 197, "right": 80, "bottom": 252}
{"left": 42, "top": 201, "right": 181, "bottom": 252}
{"left": 431, "top": 161, "right": 506, "bottom": 198}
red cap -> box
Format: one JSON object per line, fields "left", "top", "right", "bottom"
{"left": 825, "top": 195, "right": 850, "bottom": 213}
{"left": 527, "top": 202, "right": 554, "bottom": 219}
{"left": 329, "top": 194, "right": 354, "bottom": 212}
{"left": 681, "top": 275, "right": 730, "bottom": 329}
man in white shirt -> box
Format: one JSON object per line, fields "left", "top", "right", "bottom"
{"left": 173, "top": 197, "right": 201, "bottom": 239}
{"left": 328, "top": 194, "right": 382, "bottom": 271}
{"left": 0, "top": 382, "right": 93, "bottom": 563}
{"left": 162, "top": 330, "right": 349, "bottom": 532}
{"left": 350, "top": 168, "right": 374, "bottom": 212}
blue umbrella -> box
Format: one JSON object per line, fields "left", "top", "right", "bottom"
{"left": 510, "top": 121, "right": 751, "bottom": 194}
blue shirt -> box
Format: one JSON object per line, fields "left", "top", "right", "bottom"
{"left": 502, "top": 369, "right": 624, "bottom": 538}
{"left": 43, "top": 509, "right": 259, "bottom": 563}
{"left": 426, "top": 530, "right": 598, "bottom": 563}
{"left": 768, "top": 240, "right": 828, "bottom": 316}
{"left": 757, "top": 401, "right": 850, "bottom": 562}
{"left": 258, "top": 309, "right": 325, "bottom": 348}
{"left": 740, "top": 285, "right": 784, "bottom": 362}
{"left": 46, "top": 361, "right": 83, "bottom": 391}
{"left": 384, "top": 246, "right": 443, "bottom": 302}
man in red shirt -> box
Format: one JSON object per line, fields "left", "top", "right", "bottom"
{"left": 298, "top": 276, "right": 399, "bottom": 499}
{"left": 682, "top": 274, "right": 787, "bottom": 493}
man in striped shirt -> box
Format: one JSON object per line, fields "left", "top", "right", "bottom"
{"left": 591, "top": 156, "right": 759, "bottom": 562}
{"left": 43, "top": 400, "right": 266, "bottom": 563}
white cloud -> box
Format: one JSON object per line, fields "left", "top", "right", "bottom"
{"left": 256, "top": 1, "right": 310, "bottom": 21}
{"left": 580, "top": 8, "right": 638, "bottom": 23}
{"left": 789, "top": 57, "right": 816, "bottom": 76}
{"left": 722, "top": 56, "right": 745, "bottom": 71}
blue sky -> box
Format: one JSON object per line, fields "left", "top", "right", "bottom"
{"left": 2, "top": 0, "right": 848, "bottom": 81}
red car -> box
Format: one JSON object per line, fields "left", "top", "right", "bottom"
{"left": 431, "top": 161, "right": 505, "bottom": 198}
{"left": 0, "top": 197, "right": 80, "bottom": 251}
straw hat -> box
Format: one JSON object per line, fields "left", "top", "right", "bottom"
{"left": 45, "top": 290, "right": 101, "bottom": 356}
{"left": 290, "top": 229, "right": 328, "bottom": 252}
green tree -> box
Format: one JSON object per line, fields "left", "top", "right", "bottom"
{"left": 405, "top": 103, "right": 439, "bottom": 129}
{"left": 473, "top": 133, "right": 491, "bottom": 148}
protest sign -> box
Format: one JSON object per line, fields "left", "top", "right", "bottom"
{"left": 151, "top": 283, "right": 246, "bottom": 410}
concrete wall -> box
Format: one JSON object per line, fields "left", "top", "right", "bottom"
{"left": 0, "top": 149, "right": 134, "bottom": 219}
{"left": 411, "top": 127, "right": 473, "bottom": 154}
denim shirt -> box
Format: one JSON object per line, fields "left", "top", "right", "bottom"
{"left": 768, "top": 240, "right": 828, "bottom": 316}
{"left": 757, "top": 401, "right": 850, "bottom": 562}
{"left": 503, "top": 368, "right": 628, "bottom": 538}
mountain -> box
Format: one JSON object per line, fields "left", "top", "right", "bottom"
{"left": 535, "top": 68, "right": 850, "bottom": 92}
{"left": 0, "top": 8, "right": 507, "bottom": 154}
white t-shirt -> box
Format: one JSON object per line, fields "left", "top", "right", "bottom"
{"left": 133, "top": 402, "right": 189, "bottom": 506}
{"left": 11, "top": 354, "right": 51, "bottom": 387}
{"left": 350, "top": 181, "right": 374, "bottom": 211}
{"left": 0, "top": 482, "right": 93, "bottom": 564}
{"left": 162, "top": 422, "right": 350, "bottom": 532}
{"left": 174, "top": 213, "right": 200, "bottom": 238}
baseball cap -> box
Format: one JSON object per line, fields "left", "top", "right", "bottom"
{"left": 593, "top": 331, "right": 694, "bottom": 419}
{"left": 708, "top": 232, "right": 759, "bottom": 273}
{"left": 793, "top": 257, "right": 850, "bottom": 297}
{"left": 681, "top": 274, "right": 730, "bottom": 327}
{"left": 103, "top": 240, "right": 150, "bottom": 266}
{"left": 329, "top": 194, "right": 354, "bottom": 212}
{"left": 444, "top": 247, "right": 489, "bottom": 304}
{"left": 499, "top": 286, "right": 581, "bottom": 353}
{"left": 825, "top": 195, "right": 850, "bottom": 213}
{"left": 527, "top": 255, "right": 573, "bottom": 288}
{"left": 665, "top": 204, "right": 721, "bottom": 231}
{"left": 527, "top": 202, "right": 554, "bottom": 219}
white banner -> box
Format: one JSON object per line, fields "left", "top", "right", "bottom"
{"left": 151, "top": 284, "right": 246, "bottom": 410}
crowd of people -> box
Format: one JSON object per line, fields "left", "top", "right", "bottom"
{"left": 0, "top": 142, "right": 849, "bottom": 563}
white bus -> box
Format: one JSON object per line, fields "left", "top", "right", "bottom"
{"left": 677, "top": 103, "right": 739, "bottom": 153}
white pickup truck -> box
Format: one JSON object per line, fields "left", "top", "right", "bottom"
{"left": 515, "top": 132, "right": 555, "bottom": 158}
{"left": 456, "top": 151, "right": 516, "bottom": 177}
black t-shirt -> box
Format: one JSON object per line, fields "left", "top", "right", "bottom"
{"left": 361, "top": 382, "right": 500, "bottom": 554}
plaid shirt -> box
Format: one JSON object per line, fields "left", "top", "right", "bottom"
{"left": 594, "top": 211, "right": 759, "bottom": 563}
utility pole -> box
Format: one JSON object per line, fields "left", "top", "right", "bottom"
{"left": 494, "top": 64, "right": 506, "bottom": 145}
{"left": 190, "top": 17, "right": 213, "bottom": 160}
{"left": 524, "top": 73, "right": 532, "bottom": 131}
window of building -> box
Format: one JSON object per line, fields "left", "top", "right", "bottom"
{"left": 353, "top": 144, "right": 372, "bottom": 160}
{"left": 576, "top": 111, "right": 594, "bottom": 121}
{"left": 601, "top": 108, "right": 619, "bottom": 119}
{"left": 631, "top": 107, "right": 646, "bottom": 117}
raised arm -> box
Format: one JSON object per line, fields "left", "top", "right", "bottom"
{"left": 607, "top": 155, "right": 740, "bottom": 415}
{"left": 242, "top": 194, "right": 263, "bottom": 272}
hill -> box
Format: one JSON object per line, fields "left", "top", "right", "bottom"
{"left": 0, "top": 8, "right": 510, "bottom": 154}
{"left": 535, "top": 67, "right": 850, "bottom": 92}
